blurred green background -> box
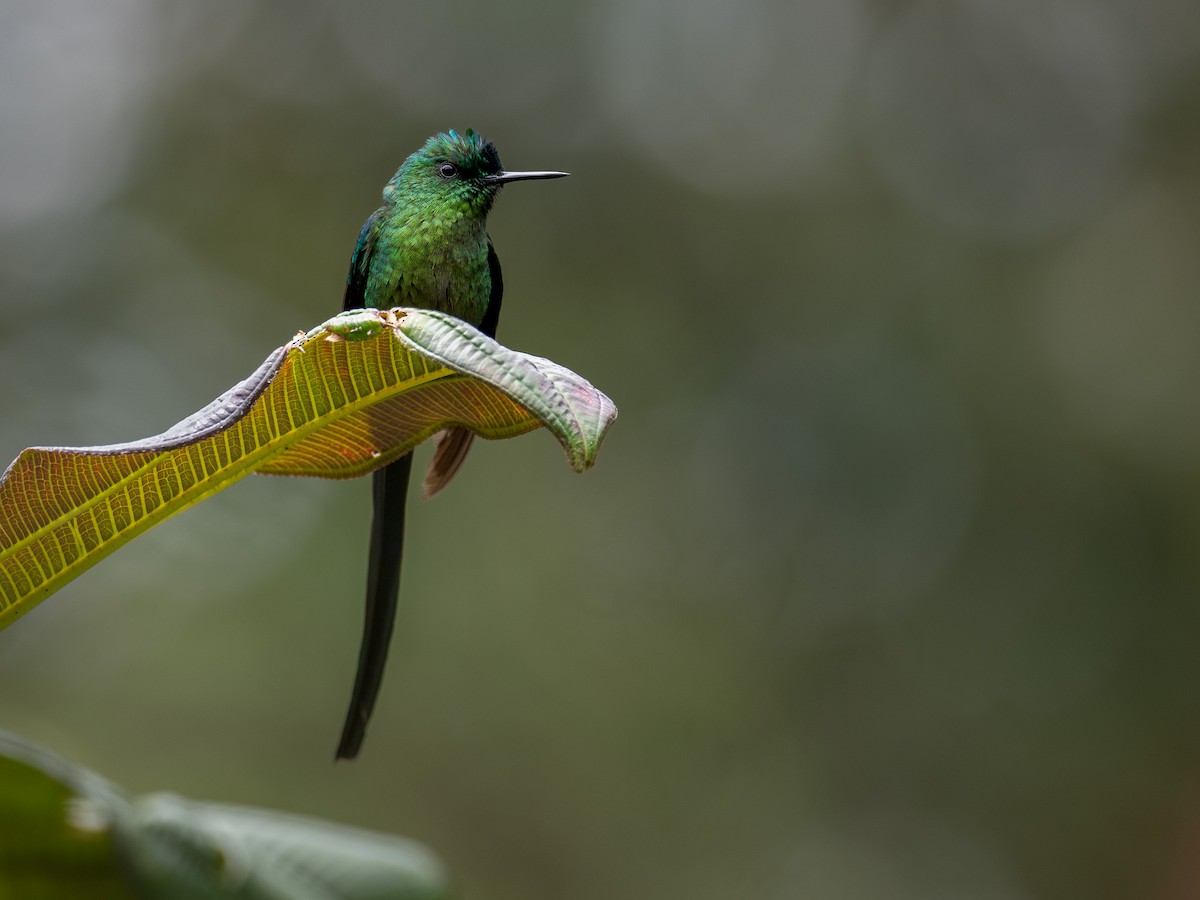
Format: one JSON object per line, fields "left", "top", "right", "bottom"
{"left": 3, "top": 0, "right": 1200, "bottom": 897}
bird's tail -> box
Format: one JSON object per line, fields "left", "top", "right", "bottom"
{"left": 336, "top": 453, "right": 413, "bottom": 760}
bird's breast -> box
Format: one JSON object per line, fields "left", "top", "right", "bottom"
{"left": 371, "top": 214, "right": 490, "bottom": 326}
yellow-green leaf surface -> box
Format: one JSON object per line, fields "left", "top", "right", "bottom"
{"left": 0, "top": 308, "right": 616, "bottom": 628}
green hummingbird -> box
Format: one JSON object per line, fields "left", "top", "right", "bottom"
{"left": 336, "top": 129, "right": 568, "bottom": 760}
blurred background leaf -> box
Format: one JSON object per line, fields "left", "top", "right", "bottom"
{"left": 2, "top": 1, "right": 1200, "bottom": 899}
{"left": 0, "top": 731, "right": 448, "bottom": 900}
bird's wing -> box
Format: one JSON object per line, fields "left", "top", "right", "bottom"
{"left": 421, "top": 240, "right": 503, "bottom": 498}
{"left": 343, "top": 209, "right": 382, "bottom": 312}
{"left": 479, "top": 237, "right": 504, "bottom": 337}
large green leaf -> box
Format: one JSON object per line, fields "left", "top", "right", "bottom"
{"left": 0, "top": 308, "right": 616, "bottom": 628}
{"left": 0, "top": 731, "right": 449, "bottom": 899}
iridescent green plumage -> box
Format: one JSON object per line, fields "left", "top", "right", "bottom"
{"left": 337, "top": 129, "right": 567, "bottom": 760}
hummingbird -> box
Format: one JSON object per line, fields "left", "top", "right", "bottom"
{"left": 336, "top": 129, "right": 568, "bottom": 760}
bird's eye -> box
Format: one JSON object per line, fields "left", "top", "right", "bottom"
{"left": 438, "top": 163, "right": 458, "bottom": 179}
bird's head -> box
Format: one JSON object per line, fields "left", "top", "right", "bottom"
{"left": 384, "top": 129, "right": 567, "bottom": 216}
